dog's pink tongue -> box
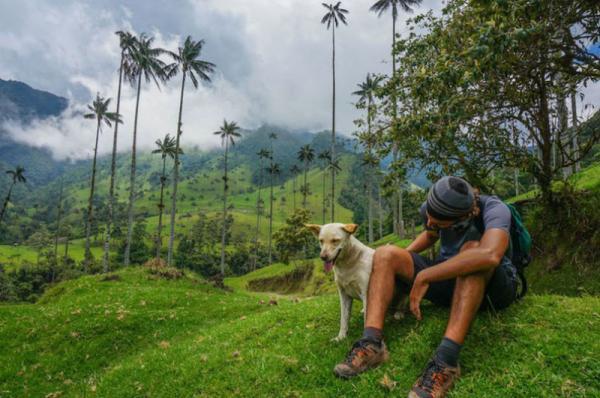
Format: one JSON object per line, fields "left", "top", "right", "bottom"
{"left": 324, "top": 261, "right": 334, "bottom": 273}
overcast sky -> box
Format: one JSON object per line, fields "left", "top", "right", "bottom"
{"left": 0, "top": 0, "right": 597, "bottom": 160}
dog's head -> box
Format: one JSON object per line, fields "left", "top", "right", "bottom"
{"left": 305, "top": 223, "right": 359, "bottom": 273}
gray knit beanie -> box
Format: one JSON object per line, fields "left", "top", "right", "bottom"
{"left": 426, "top": 176, "right": 474, "bottom": 221}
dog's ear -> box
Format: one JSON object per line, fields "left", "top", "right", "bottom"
{"left": 304, "top": 224, "right": 321, "bottom": 236}
{"left": 342, "top": 223, "right": 359, "bottom": 235}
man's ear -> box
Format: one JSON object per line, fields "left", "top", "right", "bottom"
{"left": 304, "top": 224, "right": 321, "bottom": 236}
{"left": 342, "top": 223, "right": 359, "bottom": 235}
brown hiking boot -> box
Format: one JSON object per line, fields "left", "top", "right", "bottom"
{"left": 333, "top": 338, "right": 389, "bottom": 379}
{"left": 408, "top": 357, "right": 461, "bottom": 398}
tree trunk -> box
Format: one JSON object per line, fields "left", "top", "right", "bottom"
{"left": 292, "top": 173, "right": 296, "bottom": 210}
{"left": 53, "top": 178, "right": 64, "bottom": 280}
{"left": 253, "top": 158, "right": 264, "bottom": 271}
{"left": 167, "top": 71, "right": 187, "bottom": 266}
{"left": 84, "top": 119, "right": 101, "bottom": 271}
{"left": 331, "top": 25, "right": 336, "bottom": 223}
{"left": 367, "top": 175, "right": 373, "bottom": 244}
{"left": 570, "top": 90, "right": 580, "bottom": 173}
{"left": 220, "top": 139, "right": 229, "bottom": 276}
{"left": 557, "top": 90, "right": 569, "bottom": 178}
{"left": 156, "top": 157, "right": 167, "bottom": 259}
{"left": 0, "top": 183, "right": 14, "bottom": 226}
{"left": 124, "top": 73, "right": 143, "bottom": 266}
{"left": 303, "top": 161, "right": 308, "bottom": 208}
{"left": 322, "top": 169, "right": 327, "bottom": 224}
{"left": 103, "top": 51, "right": 125, "bottom": 273}
{"left": 537, "top": 76, "right": 555, "bottom": 204}
{"left": 391, "top": 11, "right": 404, "bottom": 238}
{"left": 268, "top": 169, "right": 274, "bottom": 265}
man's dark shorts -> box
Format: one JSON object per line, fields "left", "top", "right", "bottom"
{"left": 397, "top": 253, "right": 518, "bottom": 311}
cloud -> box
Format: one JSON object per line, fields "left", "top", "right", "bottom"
{"left": 2, "top": 0, "right": 596, "bottom": 161}
{"left": 0, "top": 0, "right": 444, "bottom": 159}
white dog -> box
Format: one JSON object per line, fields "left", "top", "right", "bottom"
{"left": 306, "top": 223, "right": 375, "bottom": 341}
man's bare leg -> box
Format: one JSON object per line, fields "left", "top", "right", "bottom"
{"left": 409, "top": 241, "right": 495, "bottom": 398}
{"left": 444, "top": 241, "right": 494, "bottom": 344}
{"left": 333, "top": 245, "right": 414, "bottom": 378}
{"left": 365, "top": 245, "right": 415, "bottom": 330}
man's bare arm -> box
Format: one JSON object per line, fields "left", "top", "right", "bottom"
{"left": 417, "top": 228, "right": 509, "bottom": 283}
{"left": 406, "top": 230, "right": 439, "bottom": 254}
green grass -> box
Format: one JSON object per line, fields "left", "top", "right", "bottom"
{"left": 508, "top": 162, "right": 600, "bottom": 203}
{"left": 0, "top": 266, "right": 598, "bottom": 397}
{"left": 0, "top": 240, "right": 104, "bottom": 270}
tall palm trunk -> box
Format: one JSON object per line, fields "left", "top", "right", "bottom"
{"left": 253, "top": 159, "right": 264, "bottom": 271}
{"left": 219, "top": 139, "right": 229, "bottom": 276}
{"left": 268, "top": 169, "right": 274, "bottom": 265}
{"left": 103, "top": 51, "right": 125, "bottom": 273}
{"left": 53, "top": 178, "right": 64, "bottom": 280}
{"left": 391, "top": 11, "right": 405, "bottom": 238}
{"left": 0, "top": 183, "right": 15, "bottom": 226}
{"left": 367, "top": 97, "right": 373, "bottom": 244}
{"left": 322, "top": 169, "right": 327, "bottom": 224}
{"left": 124, "top": 73, "right": 142, "bottom": 266}
{"left": 155, "top": 157, "right": 167, "bottom": 259}
{"left": 303, "top": 161, "right": 308, "bottom": 208}
{"left": 84, "top": 119, "right": 102, "bottom": 271}
{"left": 330, "top": 25, "right": 336, "bottom": 222}
{"left": 292, "top": 175, "right": 296, "bottom": 210}
{"left": 570, "top": 90, "right": 580, "bottom": 174}
{"left": 167, "top": 71, "right": 187, "bottom": 266}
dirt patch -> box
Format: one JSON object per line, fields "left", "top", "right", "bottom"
{"left": 146, "top": 265, "right": 184, "bottom": 280}
{"left": 247, "top": 263, "right": 314, "bottom": 294}
{"left": 101, "top": 274, "right": 122, "bottom": 282}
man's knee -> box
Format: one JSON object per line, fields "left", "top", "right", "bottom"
{"left": 373, "top": 245, "right": 413, "bottom": 278}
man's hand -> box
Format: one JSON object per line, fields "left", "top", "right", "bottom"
{"left": 410, "top": 273, "right": 429, "bottom": 321}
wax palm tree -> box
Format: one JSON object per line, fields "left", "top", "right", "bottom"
{"left": 354, "top": 74, "right": 383, "bottom": 244}
{"left": 326, "top": 156, "right": 342, "bottom": 223}
{"left": 152, "top": 134, "right": 181, "bottom": 260}
{"left": 83, "top": 93, "right": 120, "bottom": 271}
{"left": 53, "top": 177, "right": 64, "bottom": 277}
{"left": 317, "top": 150, "right": 331, "bottom": 224}
{"left": 102, "top": 30, "right": 137, "bottom": 272}
{"left": 297, "top": 145, "right": 315, "bottom": 208}
{"left": 353, "top": 73, "right": 383, "bottom": 119}
{"left": 266, "top": 162, "right": 280, "bottom": 265}
{"left": 166, "top": 36, "right": 216, "bottom": 266}
{"left": 290, "top": 164, "right": 301, "bottom": 210}
{"left": 361, "top": 152, "right": 379, "bottom": 244}
{"left": 370, "top": 0, "right": 421, "bottom": 237}
{"left": 123, "top": 33, "right": 171, "bottom": 267}
{"left": 253, "top": 148, "right": 271, "bottom": 270}
{"left": 0, "top": 166, "right": 26, "bottom": 226}
{"left": 321, "top": 1, "right": 348, "bottom": 222}
{"left": 214, "top": 120, "right": 241, "bottom": 276}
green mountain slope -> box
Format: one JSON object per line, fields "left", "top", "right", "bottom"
{"left": 0, "top": 267, "right": 597, "bottom": 397}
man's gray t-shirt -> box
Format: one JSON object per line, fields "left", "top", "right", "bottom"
{"left": 419, "top": 194, "right": 511, "bottom": 260}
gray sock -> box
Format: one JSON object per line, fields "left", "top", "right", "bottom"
{"left": 362, "top": 327, "right": 383, "bottom": 343}
{"left": 434, "top": 337, "right": 462, "bottom": 367}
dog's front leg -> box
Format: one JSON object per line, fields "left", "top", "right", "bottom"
{"left": 360, "top": 292, "right": 367, "bottom": 325}
{"left": 333, "top": 290, "right": 352, "bottom": 342}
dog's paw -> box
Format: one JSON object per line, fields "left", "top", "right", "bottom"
{"left": 331, "top": 335, "right": 347, "bottom": 342}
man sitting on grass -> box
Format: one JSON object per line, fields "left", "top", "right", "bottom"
{"left": 334, "top": 176, "right": 518, "bottom": 398}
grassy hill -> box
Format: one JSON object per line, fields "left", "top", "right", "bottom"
{"left": 1, "top": 266, "right": 598, "bottom": 397}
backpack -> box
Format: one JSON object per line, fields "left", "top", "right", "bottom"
{"left": 505, "top": 203, "right": 532, "bottom": 299}
{"left": 474, "top": 199, "right": 532, "bottom": 299}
